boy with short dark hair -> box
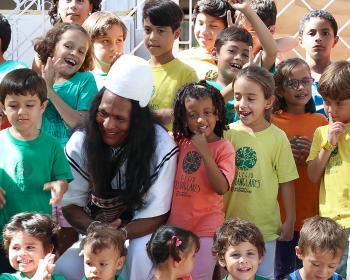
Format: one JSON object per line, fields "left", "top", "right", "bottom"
{"left": 177, "top": 0, "right": 235, "bottom": 79}
{"left": 0, "top": 13, "right": 27, "bottom": 129}
{"left": 287, "top": 216, "right": 347, "bottom": 280}
{"left": 142, "top": 0, "right": 198, "bottom": 129}
{"left": 213, "top": 218, "right": 268, "bottom": 280}
{"left": 208, "top": 0, "right": 277, "bottom": 123}
{"left": 0, "top": 68, "right": 73, "bottom": 273}
{"left": 299, "top": 9, "right": 339, "bottom": 116}
{"left": 208, "top": 26, "right": 253, "bottom": 123}
{"left": 307, "top": 61, "right": 350, "bottom": 278}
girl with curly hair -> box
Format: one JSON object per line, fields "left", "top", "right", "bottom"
{"left": 168, "top": 80, "right": 235, "bottom": 280}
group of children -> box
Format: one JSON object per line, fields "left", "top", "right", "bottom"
{"left": 0, "top": 0, "right": 349, "bottom": 279}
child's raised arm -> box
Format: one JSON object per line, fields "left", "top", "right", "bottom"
{"left": 278, "top": 181, "right": 296, "bottom": 241}
{"left": 42, "top": 57, "right": 87, "bottom": 128}
{"left": 307, "top": 121, "right": 345, "bottom": 183}
{"left": 229, "top": 0, "right": 277, "bottom": 70}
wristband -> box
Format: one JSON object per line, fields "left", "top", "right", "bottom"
{"left": 321, "top": 141, "right": 336, "bottom": 152}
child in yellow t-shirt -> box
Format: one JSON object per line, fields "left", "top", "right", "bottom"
{"left": 224, "top": 66, "right": 298, "bottom": 279}
{"left": 307, "top": 61, "right": 350, "bottom": 278}
{"left": 142, "top": 0, "right": 198, "bottom": 129}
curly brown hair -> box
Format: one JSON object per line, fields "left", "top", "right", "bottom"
{"left": 212, "top": 218, "right": 265, "bottom": 262}
{"left": 33, "top": 22, "right": 93, "bottom": 72}
{"left": 48, "top": 0, "right": 101, "bottom": 25}
{"left": 173, "top": 80, "right": 228, "bottom": 143}
{"left": 3, "top": 212, "right": 60, "bottom": 255}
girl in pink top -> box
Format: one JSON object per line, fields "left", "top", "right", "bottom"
{"left": 168, "top": 80, "right": 235, "bottom": 280}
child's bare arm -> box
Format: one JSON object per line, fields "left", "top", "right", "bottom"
{"left": 307, "top": 121, "right": 345, "bottom": 183}
{"left": 42, "top": 57, "right": 87, "bottom": 128}
{"left": 220, "top": 82, "right": 234, "bottom": 103}
{"left": 278, "top": 181, "right": 295, "bottom": 241}
{"left": 192, "top": 133, "right": 230, "bottom": 195}
{"left": 229, "top": 0, "right": 277, "bottom": 70}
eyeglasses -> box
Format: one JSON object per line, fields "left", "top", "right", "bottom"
{"left": 284, "top": 78, "right": 314, "bottom": 90}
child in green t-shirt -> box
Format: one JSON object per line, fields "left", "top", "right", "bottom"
{"left": 213, "top": 218, "right": 269, "bottom": 280}
{"left": 0, "top": 69, "right": 73, "bottom": 272}
{"left": 80, "top": 223, "right": 126, "bottom": 280}
{"left": 0, "top": 212, "right": 65, "bottom": 280}
{"left": 0, "top": 13, "right": 27, "bottom": 129}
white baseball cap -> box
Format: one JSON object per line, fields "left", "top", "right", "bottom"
{"left": 104, "top": 54, "right": 154, "bottom": 107}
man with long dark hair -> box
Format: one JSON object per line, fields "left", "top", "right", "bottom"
{"left": 55, "top": 55, "right": 179, "bottom": 280}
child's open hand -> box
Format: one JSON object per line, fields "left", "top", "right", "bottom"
{"left": 43, "top": 180, "right": 68, "bottom": 205}
{"left": 42, "top": 57, "right": 57, "bottom": 89}
{"left": 242, "top": 46, "right": 262, "bottom": 69}
{"left": 191, "top": 132, "right": 209, "bottom": 157}
{"left": 328, "top": 115, "right": 345, "bottom": 146}
{"left": 0, "top": 187, "right": 6, "bottom": 208}
{"left": 32, "top": 253, "right": 56, "bottom": 280}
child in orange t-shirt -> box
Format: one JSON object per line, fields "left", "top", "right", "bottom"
{"left": 168, "top": 81, "right": 235, "bottom": 280}
{"left": 271, "top": 58, "right": 328, "bottom": 279}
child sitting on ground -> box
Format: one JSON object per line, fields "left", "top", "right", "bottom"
{"left": 80, "top": 223, "right": 126, "bottom": 280}
{"left": 287, "top": 216, "right": 347, "bottom": 280}
{"left": 213, "top": 218, "right": 268, "bottom": 280}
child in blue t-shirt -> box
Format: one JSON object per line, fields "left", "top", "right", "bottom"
{"left": 287, "top": 216, "right": 346, "bottom": 280}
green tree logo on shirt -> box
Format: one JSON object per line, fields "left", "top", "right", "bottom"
{"left": 182, "top": 151, "right": 201, "bottom": 174}
{"left": 330, "top": 146, "right": 338, "bottom": 157}
{"left": 236, "top": 147, "right": 257, "bottom": 170}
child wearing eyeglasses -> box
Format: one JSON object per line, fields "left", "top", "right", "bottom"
{"left": 271, "top": 58, "right": 328, "bottom": 279}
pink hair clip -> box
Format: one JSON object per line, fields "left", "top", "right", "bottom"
{"left": 172, "top": 235, "right": 182, "bottom": 247}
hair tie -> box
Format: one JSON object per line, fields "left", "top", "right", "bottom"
{"left": 172, "top": 235, "right": 182, "bottom": 247}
